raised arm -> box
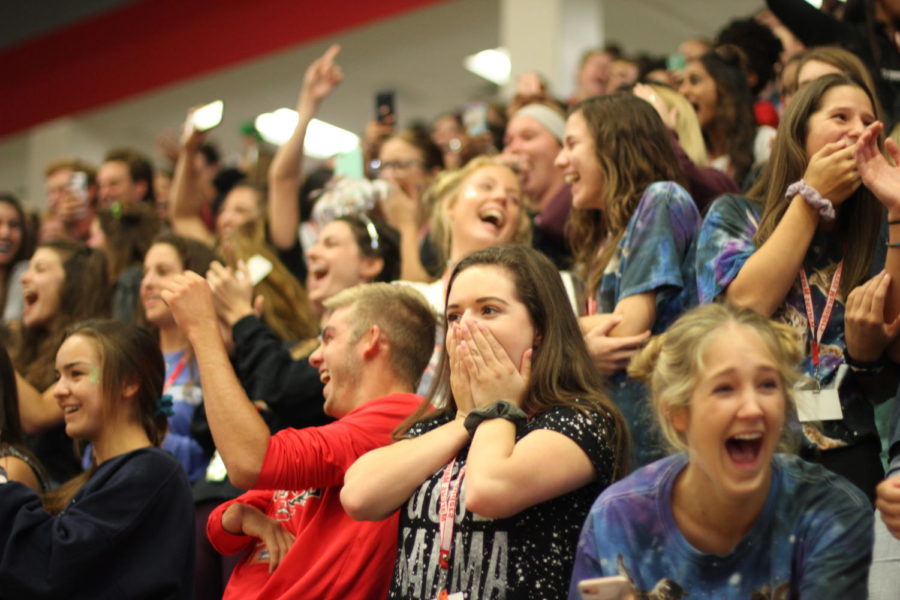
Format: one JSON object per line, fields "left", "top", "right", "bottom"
{"left": 160, "top": 271, "right": 269, "bottom": 488}
{"left": 726, "top": 140, "right": 859, "bottom": 316}
{"left": 170, "top": 113, "right": 216, "bottom": 245}
{"left": 268, "top": 45, "right": 343, "bottom": 250}
{"left": 766, "top": 0, "right": 848, "bottom": 48}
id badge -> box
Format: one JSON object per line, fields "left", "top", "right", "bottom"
{"left": 794, "top": 364, "right": 847, "bottom": 422}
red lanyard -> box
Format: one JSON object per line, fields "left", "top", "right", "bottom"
{"left": 798, "top": 262, "right": 842, "bottom": 368}
{"left": 436, "top": 458, "right": 466, "bottom": 598}
{"left": 164, "top": 353, "right": 189, "bottom": 393}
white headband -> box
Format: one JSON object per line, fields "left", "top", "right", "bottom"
{"left": 512, "top": 103, "right": 566, "bottom": 143}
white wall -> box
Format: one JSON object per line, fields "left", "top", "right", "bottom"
{"left": 0, "top": 0, "right": 765, "bottom": 209}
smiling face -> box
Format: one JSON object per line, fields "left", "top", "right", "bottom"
{"left": 141, "top": 243, "right": 184, "bottom": 327}
{"left": 447, "top": 165, "right": 523, "bottom": 261}
{"left": 54, "top": 334, "right": 106, "bottom": 442}
{"left": 378, "top": 137, "right": 429, "bottom": 199}
{"left": 0, "top": 201, "right": 23, "bottom": 267}
{"left": 578, "top": 51, "right": 613, "bottom": 98}
{"left": 672, "top": 324, "right": 785, "bottom": 501}
{"left": 21, "top": 247, "right": 65, "bottom": 328}
{"left": 503, "top": 114, "right": 564, "bottom": 202}
{"left": 97, "top": 160, "right": 143, "bottom": 208}
{"left": 308, "top": 305, "right": 364, "bottom": 418}
{"left": 804, "top": 84, "right": 875, "bottom": 158}
{"left": 305, "top": 220, "right": 381, "bottom": 308}
{"left": 679, "top": 60, "right": 718, "bottom": 130}
{"left": 555, "top": 110, "right": 604, "bottom": 210}
{"left": 216, "top": 186, "right": 261, "bottom": 239}
{"left": 445, "top": 264, "right": 537, "bottom": 371}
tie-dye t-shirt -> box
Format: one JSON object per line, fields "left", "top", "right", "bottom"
{"left": 389, "top": 404, "right": 618, "bottom": 600}
{"left": 594, "top": 181, "right": 700, "bottom": 467}
{"left": 695, "top": 194, "right": 888, "bottom": 450}
{"left": 569, "top": 453, "right": 873, "bottom": 600}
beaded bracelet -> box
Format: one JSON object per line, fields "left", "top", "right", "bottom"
{"left": 785, "top": 180, "right": 835, "bottom": 221}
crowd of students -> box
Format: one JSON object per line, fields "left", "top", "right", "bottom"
{"left": 1, "top": 0, "right": 900, "bottom": 598}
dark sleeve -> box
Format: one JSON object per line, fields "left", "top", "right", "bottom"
{"left": 766, "top": 0, "right": 850, "bottom": 47}
{"left": 0, "top": 452, "right": 193, "bottom": 597}
{"left": 528, "top": 406, "right": 617, "bottom": 487}
{"left": 275, "top": 237, "right": 307, "bottom": 285}
{"left": 232, "top": 315, "right": 330, "bottom": 431}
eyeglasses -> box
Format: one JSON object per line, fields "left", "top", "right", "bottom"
{"left": 369, "top": 159, "right": 425, "bottom": 174}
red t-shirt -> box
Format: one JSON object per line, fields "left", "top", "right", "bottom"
{"left": 208, "top": 393, "right": 423, "bottom": 600}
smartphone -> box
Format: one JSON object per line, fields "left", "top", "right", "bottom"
{"left": 578, "top": 575, "right": 632, "bottom": 600}
{"left": 463, "top": 101, "right": 489, "bottom": 137}
{"left": 247, "top": 254, "right": 273, "bottom": 286}
{"left": 192, "top": 100, "right": 224, "bottom": 132}
{"left": 375, "top": 91, "right": 396, "bottom": 125}
{"left": 68, "top": 171, "right": 90, "bottom": 219}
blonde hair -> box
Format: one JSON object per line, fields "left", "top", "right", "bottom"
{"left": 628, "top": 303, "right": 803, "bottom": 453}
{"left": 427, "top": 156, "right": 532, "bottom": 267}
{"left": 644, "top": 83, "right": 708, "bottom": 166}
{"left": 323, "top": 283, "right": 437, "bottom": 387}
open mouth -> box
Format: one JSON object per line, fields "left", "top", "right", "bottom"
{"left": 725, "top": 433, "right": 763, "bottom": 466}
{"left": 564, "top": 173, "right": 580, "bottom": 185}
{"left": 309, "top": 264, "right": 329, "bottom": 284}
{"left": 0, "top": 240, "right": 12, "bottom": 253}
{"left": 23, "top": 289, "right": 38, "bottom": 308}
{"left": 478, "top": 208, "right": 506, "bottom": 229}
{"left": 319, "top": 370, "right": 331, "bottom": 385}
{"left": 62, "top": 405, "right": 80, "bottom": 416}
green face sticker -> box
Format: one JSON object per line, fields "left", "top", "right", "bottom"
{"left": 88, "top": 367, "right": 101, "bottom": 384}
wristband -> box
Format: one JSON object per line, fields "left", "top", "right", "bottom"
{"left": 785, "top": 180, "right": 835, "bottom": 221}
{"left": 844, "top": 353, "right": 888, "bottom": 375}
{"left": 464, "top": 401, "right": 528, "bottom": 436}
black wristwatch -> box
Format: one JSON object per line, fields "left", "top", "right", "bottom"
{"left": 464, "top": 401, "right": 528, "bottom": 436}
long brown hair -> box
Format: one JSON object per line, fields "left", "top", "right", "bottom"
{"left": 696, "top": 45, "right": 757, "bottom": 183}
{"left": 750, "top": 74, "right": 883, "bottom": 297}
{"left": 97, "top": 202, "right": 161, "bottom": 282}
{"left": 13, "top": 241, "right": 110, "bottom": 389}
{"left": 566, "top": 94, "right": 686, "bottom": 296}
{"left": 398, "top": 245, "right": 631, "bottom": 480}
{"left": 218, "top": 222, "right": 317, "bottom": 343}
{"left": 43, "top": 319, "right": 167, "bottom": 514}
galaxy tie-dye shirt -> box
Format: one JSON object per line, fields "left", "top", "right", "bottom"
{"left": 389, "top": 405, "right": 617, "bottom": 600}
{"left": 569, "top": 453, "right": 873, "bottom": 600}
{"left": 695, "top": 193, "right": 888, "bottom": 449}
{"left": 594, "top": 181, "right": 700, "bottom": 468}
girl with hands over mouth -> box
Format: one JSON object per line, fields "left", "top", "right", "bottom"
{"left": 696, "top": 73, "right": 900, "bottom": 501}
{"left": 342, "top": 245, "right": 629, "bottom": 600}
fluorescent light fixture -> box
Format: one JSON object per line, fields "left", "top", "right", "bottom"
{"left": 304, "top": 118, "right": 361, "bottom": 159}
{"left": 255, "top": 108, "right": 299, "bottom": 146}
{"left": 254, "top": 109, "right": 360, "bottom": 159}
{"left": 464, "top": 47, "right": 511, "bottom": 86}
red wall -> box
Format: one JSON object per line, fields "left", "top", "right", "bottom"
{"left": 0, "top": 0, "right": 447, "bottom": 138}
